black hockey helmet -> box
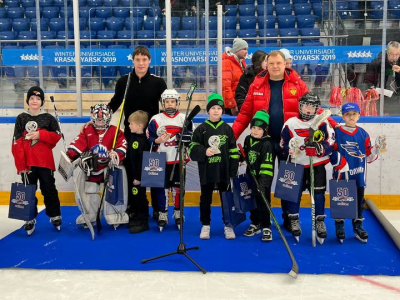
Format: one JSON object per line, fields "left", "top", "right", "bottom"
{"left": 299, "top": 93, "right": 321, "bottom": 121}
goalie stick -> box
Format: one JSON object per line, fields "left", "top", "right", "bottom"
{"left": 50, "top": 96, "right": 95, "bottom": 240}
{"left": 238, "top": 143, "right": 299, "bottom": 279}
{"left": 308, "top": 109, "right": 331, "bottom": 247}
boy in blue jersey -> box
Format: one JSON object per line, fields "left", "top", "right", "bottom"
{"left": 330, "top": 103, "right": 386, "bottom": 243}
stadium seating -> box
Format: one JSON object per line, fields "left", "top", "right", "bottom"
{"left": 18, "top": 31, "right": 37, "bottom": 46}
{"left": 80, "top": 30, "right": 96, "bottom": 46}
{"left": 95, "top": 7, "right": 112, "bottom": 19}
{"left": 181, "top": 17, "right": 197, "bottom": 31}
{"left": 279, "top": 28, "right": 299, "bottom": 45}
{"left": 24, "top": 7, "right": 38, "bottom": 19}
{"left": 143, "top": 17, "right": 161, "bottom": 31}
{"left": 56, "top": 30, "right": 74, "bottom": 40}
{"left": 277, "top": 15, "right": 296, "bottom": 29}
{"left": 137, "top": 0, "right": 152, "bottom": 7}
{"left": 86, "top": 0, "right": 103, "bottom": 7}
{"left": 68, "top": 18, "right": 87, "bottom": 30}
{"left": 198, "top": 30, "right": 217, "bottom": 45}
{"left": 49, "top": 18, "right": 65, "bottom": 32}
{"left": 300, "top": 27, "right": 321, "bottom": 43}
{"left": 12, "top": 18, "right": 30, "bottom": 33}
{"left": 137, "top": 30, "right": 155, "bottom": 47}
{"left": 223, "top": 29, "right": 237, "bottom": 41}
{"left": 297, "top": 15, "right": 315, "bottom": 28}
{"left": 156, "top": 30, "right": 178, "bottom": 46}
{"left": 275, "top": 4, "right": 292, "bottom": 16}
{"left": 294, "top": 3, "right": 312, "bottom": 15}
{"left": 0, "top": 7, "right": 6, "bottom": 18}
{"left": 21, "top": 0, "right": 35, "bottom": 8}
{"left": 148, "top": 6, "right": 162, "bottom": 17}
{"left": 177, "top": 30, "right": 196, "bottom": 46}
{"left": 163, "top": 16, "right": 180, "bottom": 31}
{"left": 336, "top": 2, "right": 350, "bottom": 19}
{"left": 201, "top": 16, "right": 217, "bottom": 30}
{"left": 0, "top": 31, "right": 17, "bottom": 46}
{"left": 225, "top": 5, "right": 238, "bottom": 17}
{"left": 42, "top": 7, "right": 60, "bottom": 19}
{"left": 238, "top": 5, "right": 255, "bottom": 16}
{"left": 53, "top": 0, "right": 70, "bottom": 7}
{"left": 239, "top": 15, "right": 257, "bottom": 29}
{"left": 79, "top": 7, "right": 96, "bottom": 19}
{"left": 124, "top": 17, "right": 143, "bottom": 31}
{"left": 89, "top": 17, "right": 106, "bottom": 32}
{"left": 106, "top": 17, "right": 124, "bottom": 31}
{"left": 7, "top": 7, "right": 25, "bottom": 19}
{"left": 5, "top": 0, "right": 21, "bottom": 6}
{"left": 103, "top": 0, "right": 119, "bottom": 7}
{"left": 116, "top": 30, "right": 136, "bottom": 46}
{"left": 97, "top": 30, "right": 117, "bottom": 46}
{"left": 131, "top": 7, "right": 147, "bottom": 18}
{"left": 238, "top": 29, "right": 257, "bottom": 46}
{"left": 113, "top": 8, "right": 130, "bottom": 18}
{"left": 257, "top": 15, "right": 276, "bottom": 29}
{"left": 39, "top": 0, "right": 54, "bottom": 6}
{"left": 0, "top": 18, "right": 12, "bottom": 31}
{"left": 223, "top": 16, "right": 237, "bottom": 30}
{"left": 41, "top": 30, "right": 57, "bottom": 47}
{"left": 256, "top": 4, "right": 273, "bottom": 16}
{"left": 60, "top": 7, "right": 73, "bottom": 18}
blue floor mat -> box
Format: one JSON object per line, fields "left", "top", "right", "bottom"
{"left": 0, "top": 207, "right": 399, "bottom": 275}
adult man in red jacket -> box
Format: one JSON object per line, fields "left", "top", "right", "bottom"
{"left": 232, "top": 50, "right": 309, "bottom": 231}
{"left": 223, "top": 38, "right": 248, "bottom": 116}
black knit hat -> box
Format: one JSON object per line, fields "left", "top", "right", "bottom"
{"left": 26, "top": 86, "right": 45, "bottom": 106}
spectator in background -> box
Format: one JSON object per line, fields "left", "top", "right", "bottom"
{"left": 223, "top": 38, "right": 248, "bottom": 116}
{"left": 279, "top": 48, "right": 293, "bottom": 69}
{"left": 189, "top": 1, "right": 225, "bottom": 15}
{"left": 235, "top": 50, "right": 268, "bottom": 112}
{"left": 160, "top": 0, "right": 190, "bottom": 16}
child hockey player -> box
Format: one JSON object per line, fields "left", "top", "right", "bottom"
{"left": 280, "top": 93, "right": 334, "bottom": 244}
{"left": 189, "top": 93, "right": 239, "bottom": 240}
{"left": 66, "top": 104, "right": 128, "bottom": 228}
{"left": 12, "top": 86, "right": 62, "bottom": 235}
{"left": 127, "top": 110, "right": 151, "bottom": 234}
{"left": 242, "top": 110, "right": 276, "bottom": 241}
{"left": 146, "top": 89, "right": 193, "bottom": 231}
{"left": 330, "top": 103, "right": 385, "bottom": 243}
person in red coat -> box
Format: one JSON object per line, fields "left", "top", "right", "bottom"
{"left": 222, "top": 38, "right": 248, "bottom": 116}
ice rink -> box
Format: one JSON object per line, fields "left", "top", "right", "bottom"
{"left": 0, "top": 206, "right": 399, "bottom": 300}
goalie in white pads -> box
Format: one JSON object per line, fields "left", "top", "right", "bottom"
{"left": 280, "top": 93, "right": 335, "bottom": 244}
{"left": 66, "top": 104, "right": 128, "bottom": 228}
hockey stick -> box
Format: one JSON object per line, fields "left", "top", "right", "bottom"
{"left": 238, "top": 143, "right": 299, "bottom": 279}
{"left": 50, "top": 96, "right": 95, "bottom": 240}
{"left": 308, "top": 109, "right": 332, "bottom": 247}
{"left": 96, "top": 72, "right": 132, "bottom": 233}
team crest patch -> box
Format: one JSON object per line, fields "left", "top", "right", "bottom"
{"left": 255, "top": 120, "right": 263, "bottom": 127}
{"left": 289, "top": 89, "right": 297, "bottom": 96}
{"left": 132, "top": 141, "right": 139, "bottom": 149}
{"left": 218, "top": 100, "right": 223, "bottom": 106}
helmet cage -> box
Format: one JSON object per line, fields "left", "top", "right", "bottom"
{"left": 91, "top": 104, "right": 112, "bottom": 130}
{"left": 298, "top": 93, "right": 321, "bottom": 121}
{"left": 161, "top": 89, "right": 180, "bottom": 114}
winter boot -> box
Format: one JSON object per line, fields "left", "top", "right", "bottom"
{"left": 158, "top": 211, "right": 169, "bottom": 232}
{"left": 335, "top": 219, "right": 345, "bottom": 243}
{"left": 24, "top": 219, "right": 36, "bottom": 236}
{"left": 50, "top": 216, "right": 62, "bottom": 231}
{"left": 288, "top": 213, "right": 301, "bottom": 241}
{"left": 353, "top": 218, "right": 368, "bottom": 243}
{"left": 262, "top": 228, "right": 272, "bottom": 242}
{"left": 129, "top": 214, "right": 149, "bottom": 234}
{"left": 173, "top": 209, "right": 184, "bottom": 230}
{"left": 243, "top": 223, "right": 262, "bottom": 237}
{"left": 315, "top": 215, "right": 327, "bottom": 245}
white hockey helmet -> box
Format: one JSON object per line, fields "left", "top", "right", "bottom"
{"left": 161, "top": 89, "right": 180, "bottom": 114}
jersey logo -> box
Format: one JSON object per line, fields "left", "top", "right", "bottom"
{"left": 132, "top": 141, "right": 139, "bottom": 149}
{"left": 248, "top": 150, "right": 258, "bottom": 164}
{"left": 164, "top": 125, "right": 182, "bottom": 139}
{"left": 340, "top": 141, "right": 365, "bottom": 161}
{"left": 294, "top": 128, "right": 309, "bottom": 138}
{"left": 90, "top": 144, "right": 109, "bottom": 159}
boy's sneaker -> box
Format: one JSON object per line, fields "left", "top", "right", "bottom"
{"left": 335, "top": 219, "right": 345, "bottom": 243}
{"left": 353, "top": 218, "right": 368, "bottom": 243}
{"left": 243, "top": 223, "right": 261, "bottom": 237}
{"left": 315, "top": 215, "right": 327, "bottom": 245}
{"left": 288, "top": 213, "right": 301, "bottom": 241}
{"left": 158, "top": 211, "right": 168, "bottom": 232}
{"left": 24, "top": 219, "right": 36, "bottom": 236}
{"left": 50, "top": 216, "right": 62, "bottom": 231}
{"left": 200, "top": 225, "right": 210, "bottom": 239}
{"left": 173, "top": 209, "right": 184, "bottom": 230}
{"left": 262, "top": 228, "right": 272, "bottom": 242}
{"left": 224, "top": 226, "right": 236, "bottom": 240}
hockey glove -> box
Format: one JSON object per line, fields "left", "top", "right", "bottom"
{"left": 305, "top": 142, "right": 325, "bottom": 157}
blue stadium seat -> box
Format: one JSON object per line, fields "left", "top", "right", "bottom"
{"left": 57, "top": 30, "right": 74, "bottom": 39}
{"left": 297, "top": 15, "right": 315, "bottom": 28}
{"left": 124, "top": 17, "right": 143, "bottom": 31}
{"left": 312, "top": 3, "right": 329, "bottom": 22}
{"left": 86, "top": 0, "right": 103, "bottom": 7}
{"left": 118, "top": 65, "right": 132, "bottom": 77}
{"left": 277, "top": 15, "right": 296, "bottom": 28}
{"left": 279, "top": 28, "right": 299, "bottom": 45}
{"left": 201, "top": 16, "right": 217, "bottom": 30}
{"left": 275, "top": 4, "right": 292, "bottom": 16}
{"left": 68, "top": 18, "right": 86, "bottom": 30}
{"left": 120, "top": 0, "right": 131, "bottom": 6}
{"left": 148, "top": 6, "right": 161, "bottom": 17}
{"left": 80, "top": 29, "right": 96, "bottom": 46}
{"left": 389, "top": 1, "right": 400, "bottom": 19}
{"left": 177, "top": 30, "right": 196, "bottom": 46}
{"left": 241, "top": 0, "right": 256, "bottom": 4}
{"left": 12, "top": 18, "right": 30, "bottom": 33}
{"left": 30, "top": 18, "right": 49, "bottom": 31}
{"left": 181, "top": 16, "right": 197, "bottom": 31}
{"left": 100, "top": 64, "right": 118, "bottom": 87}
{"left": 21, "top": 0, "right": 35, "bottom": 8}
{"left": 260, "top": 28, "right": 278, "bottom": 45}
{"left": 256, "top": 4, "right": 273, "bottom": 16}
{"left": 238, "top": 5, "right": 255, "bottom": 16}
{"left": 155, "top": 30, "right": 177, "bottom": 46}
{"left": 5, "top": 0, "right": 22, "bottom": 7}
{"left": 95, "top": 7, "right": 112, "bottom": 19}
{"left": 39, "top": 0, "right": 54, "bottom": 6}
{"left": 294, "top": 0, "right": 309, "bottom": 3}
{"left": 41, "top": 30, "right": 56, "bottom": 47}
{"left": 18, "top": 31, "right": 37, "bottom": 46}
{"left": 103, "top": 0, "right": 119, "bottom": 7}
{"left": 225, "top": 5, "right": 238, "bottom": 17}
{"left": 336, "top": 2, "right": 350, "bottom": 19}
{"left": 257, "top": 0, "right": 273, "bottom": 4}
{"left": 172, "top": 66, "right": 186, "bottom": 88}
{"left": 137, "top": 0, "right": 152, "bottom": 6}
{"left": 1, "top": 46, "right": 24, "bottom": 79}
{"left": 163, "top": 16, "right": 180, "bottom": 31}
{"left": 238, "top": 29, "right": 257, "bottom": 46}
{"left": 0, "top": 7, "right": 6, "bottom": 18}
{"left": 79, "top": 7, "right": 96, "bottom": 19}
{"left": 53, "top": 0, "right": 70, "bottom": 7}
{"left": 97, "top": 30, "right": 117, "bottom": 46}
{"left": 223, "top": 16, "right": 237, "bottom": 30}
{"left": 0, "top": 31, "right": 17, "bottom": 46}
{"left": 349, "top": 1, "right": 361, "bottom": 19}
{"left": 132, "top": 7, "right": 147, "bottom": 18}
{"left": 78, "top": 0, "right": 86, "bottom": 5}
{"left": 113, "top": 8, "right": 130, "bottom": 18}
{"left": 0, "top": 18, "right": 12, "bottom": 31}
{"left": 60, "top": 7, "right": 73, "bottom": 18}
{"left": 198, "top": 30, "right": 217, "bottom": 46}
{"left": 49, "top": 18, "right": 65, "bottom": 32}
{"left": 24, "top": 7, "right": 38, "bottom": 19}
{"left": 300, "top": 27, "right": 320, "bottom": 43}
{"left": 7, "top": 7, "right": 25, "bottom": 19}
{"left": 223, "top": 29, "right": 237, "bottom": 41}
{"left": 257, "top": 15, "right": 275, "bottom": 29}
{"left": 136, "top": 30, "right": 155, "bottom": 47}
{"left": 239, "top": 15, "right": 256, "bottom": 29}
{"left": 143, "top": 17, "right": 161, "bottom": 31}
{"left": 46, "top": 45, "right": 70, "bottom": 87}
{"left": 89, "top": 17, "right": 106, "bottom": 32}
{"left": 117, "top": 30, "right": 136, "bottom": 47}
{"left": 294, "top": 3, "right": 312, "bottom": 15}
{"left": 106, "top": 17, "right": 124, "bottom": 31}
{"left": 42, "top": 7, "right": 60, "bottom": 19}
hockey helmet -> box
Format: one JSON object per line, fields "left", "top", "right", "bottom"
{"left": 90, "top": 104, "right": 112, "bottom": 130}
{"left": 299, "top": 93, "right": 321, "bottom": 121}
{"left": 161, "top": 89, "right": 180, "bottom": 115}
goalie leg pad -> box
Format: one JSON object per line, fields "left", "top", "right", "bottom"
{"left": 75, "top": 172, "right": 100, "bottom": 225}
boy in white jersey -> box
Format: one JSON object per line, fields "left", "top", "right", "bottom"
{"left": 280, "top": 93, "right": 335, "bottom": 244}
{"left": 146, "top": 89, "right": 193, "bottom": 231}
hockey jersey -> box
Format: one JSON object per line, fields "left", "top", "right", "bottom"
{"left": 189, "top": 120, "right": 239, "bottom": 185}
{"left": 67, "top": 124, "right": 127, "bottom": 182}
{"left": 146, "top": 111, "right": 193, "bottom": 164}
{"left": 280, "top": 116, "right": 334, "bottom": 167}
{"left": 12, "top": 111, "right": 61, "bottom": 173}
{"left": 332, "top": 125, "right": 377, "bottom": 187}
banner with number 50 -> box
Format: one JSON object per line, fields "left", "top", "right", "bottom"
{"left": 274, "top": 161, "right": 304, "bottom": 203}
